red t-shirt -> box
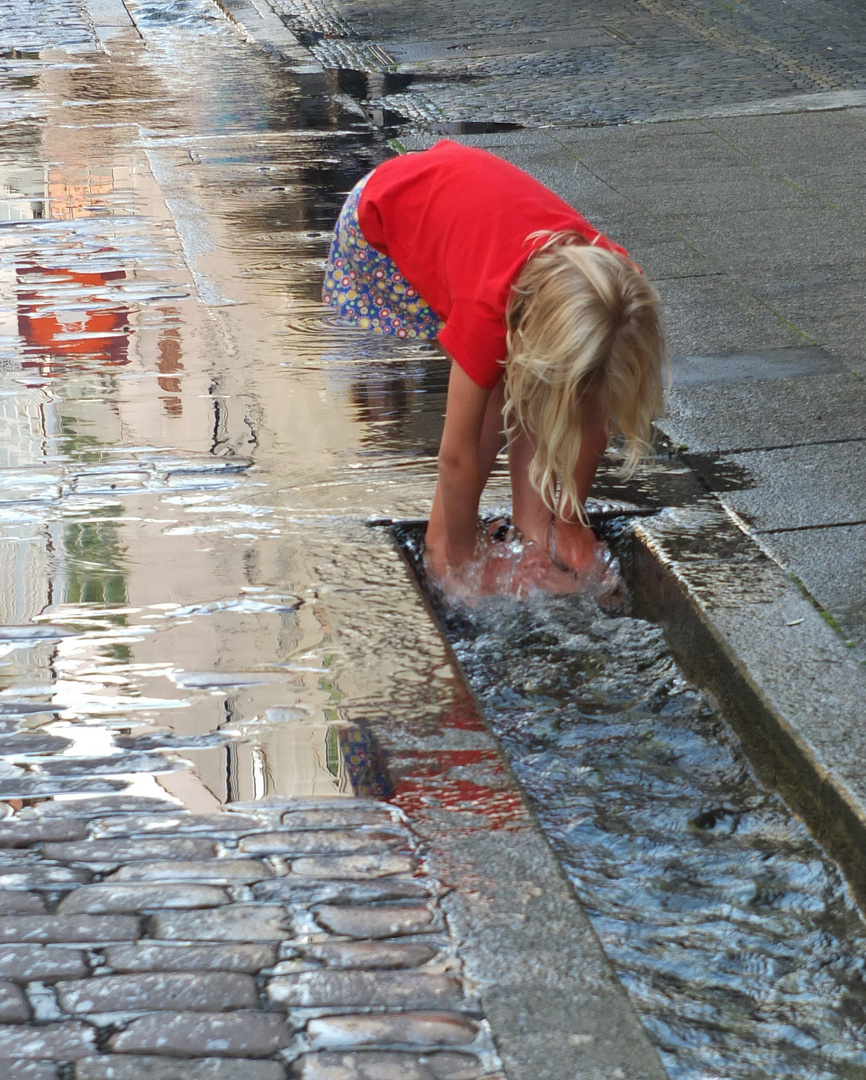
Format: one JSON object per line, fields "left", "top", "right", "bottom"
{"left": 357, "top": 140, "right": 629, "bottom": 389}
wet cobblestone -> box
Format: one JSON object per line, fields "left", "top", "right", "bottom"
{"left": 107, "top": 1010, "right": 295, "bottom": 1055}
{"left": 293, "top": 1051, "right": 486, "bottom": 1079}
{"left": 314, "top": 902, "right": 439, "bottom": 938}
{"left": 75, "top": 1058, "right": 286, "bottom": 1080}
{"left": 57, "top": 883, "right": 231, "bottom": 913}
{"left": 56, "top": 971, "right": 260, "bottom": 1013}
{"left": 307, "top": 1012, "right": 480, "bottom": 1049}
{"left": 267, "top": 970, "right": 463, "bottom": 1008}
{"left": 0, "top": 981, "right": 31, "bottom": 1023}
{"left": 0, "top": 945, "right": 90, "bottom": 982}
{"left": 104, "top": 942, "right": 278, "bottom": 973}
{"left": 0, "top": 797, "right": 496, "bottom": 1077}
{"left": 269, "top": 0, "right": 866, "bottom": 126}
{"left": 106, "top": 858, "right": 279, "bottom": 882}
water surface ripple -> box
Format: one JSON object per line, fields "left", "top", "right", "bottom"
{"left": 410, "top": 553, "right": 866, "bottom": 1080}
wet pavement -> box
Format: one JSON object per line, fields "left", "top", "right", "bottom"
{"left": 0, "top": 1, "right": 669, "bottom": 1078}
{"left": 0, "top": 795, "right": 499, "bottom": 1079}
{"left": 3, "top": 0, "right": 866, "bottom": 1077}
{"left": 267, "top": 0, "right": 866, "bottom": 127}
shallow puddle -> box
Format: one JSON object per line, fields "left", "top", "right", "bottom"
{"left": 0, "top": 0, "right": 470, "bottom": 810}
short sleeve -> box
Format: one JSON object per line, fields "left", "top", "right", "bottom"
{"left": 437, "top": 299, "right": 505, "bottom": 390}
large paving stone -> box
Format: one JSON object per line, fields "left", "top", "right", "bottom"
{"left": 719, "top": 441, "right": 866, "bottom": 531}
{"left": 756, "top": 523, "right": 866, "bottom": 652}
{"left": 0, "top": 916, "right": 140, "bottom": 945}
{"left": 290, "top": 855, "right": 415, "bottom": 879}
{"left": 108, "top": 1012, "right": 294, "bottom": 1056}
{"left": 298, "top": 941, "right": 438, "bottom": 970}
{"left": 279, "top": 808, "right": 395, "bottom": 829}
{"left": 0, "top": 945, "right": 90, "bottom": 981}
{"left": 55, "top": 972, "right": 259, "bottom": 1014}
{"left": 107, "top": 859, "right": 275, "bottom": 884}
{"left": 239, "top": 830, "right": 403, "bottom": 856}
{"left": 0, "top": 890, "right": 46, "bottom": 914}
{"left": 0, "top": 979, "right": 31, "bottom": 1022}
{"left": 74, "top": 1057, "right": 285, "bottom": 1079}
{"left": 294, "top": 1050, "right": 484, "bottom": 1080}
{"left": 253, "top": 879, "right": 430, "bottom": 905}
{"left": 0, "top": 820, "right": 89, "bottom": 848}
{"left": 268, "top": 971, "right": 462, "bottom": 1009}
{"left": 307, "top": 1013, "right": 479, "bottom": 1050}
{"left": 92, "top": 814, "right": 261, "bottom": 837}
{"left": 58, "top": 883, "right": 230, "bottom": 914}
{"left": 314, "top": 904, "right": 438, "bottom": 939}
{"left": 0, "top": 1021, "right": 96, "bottom": 1059}
{"left": 42, "top": 838, "right": 219, "bottom": 864}
{"left": 662, "top": 370, "right": 866, "bottom": 454}
{"left": 655, "top": 274, "right": 805, "bottom": 359}
{"left": 150, "top": 905, "right": 290, "bottom": 942}
{"left": 104, "top": 943, "right": 276, "bottom": 974}
{"left": 3, "top": 1063, "right": 60, "bottom": 1079}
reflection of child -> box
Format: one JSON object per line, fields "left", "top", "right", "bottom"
{"left": 323, "top": 140, "right": 665, "bottom": 595}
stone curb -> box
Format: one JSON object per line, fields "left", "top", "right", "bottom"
{"left": 608, "top": 457, "right": 866, "bottom": 906}
{"left": 212, "top": 0, "right": 326, "bottom": 71}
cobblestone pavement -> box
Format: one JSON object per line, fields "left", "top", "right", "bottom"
{"left": 266, "top": 0, "right": 866, "bottom": 126}
{"left": 0, "top": 795, "right": 500, "bottom": 1079}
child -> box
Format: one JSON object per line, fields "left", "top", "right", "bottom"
{"left": 323, "top": 140, "right": 665, "bottom": 595}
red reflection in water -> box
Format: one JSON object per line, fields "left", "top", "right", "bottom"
{"left": 14, "top": 167, "right": 131, "bottom": 378}
{"left": 16, "top": 264, "right": 131, "bottom": 376}
{"left": 435, "top": 685, "right": 488, "bottom": 732}
{"left": 156, "top": 321, "right": 184, "bottom": 416}
{"left": 390, "top": 747, "right": 527, "bottom": 831}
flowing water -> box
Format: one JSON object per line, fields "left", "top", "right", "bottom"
{"left": 395, "top": 531, "right": 866, "bottom": 1080}
{"left": 3, "top": 1, "right": 866, "bottom": 1078}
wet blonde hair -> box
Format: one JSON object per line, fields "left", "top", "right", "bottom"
{"left": 503, "top": 233, "right": 667, "bottom": 525}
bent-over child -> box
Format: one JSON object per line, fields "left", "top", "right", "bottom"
{"left": 323, "top": 140, "right": 666, "bottom": 596}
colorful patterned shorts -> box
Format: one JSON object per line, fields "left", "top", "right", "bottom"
{"left": 322, "top": 174, "right": 445, "bottom": 340}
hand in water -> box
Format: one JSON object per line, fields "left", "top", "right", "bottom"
{"left": 550, "top": 520, "right": 623, "bottom": 605}
{"left": 425, "top": 526, "right": 622, "bottom": 604}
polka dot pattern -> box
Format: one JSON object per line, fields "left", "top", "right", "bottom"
{"left": 322, "top": 174, "right": 445, "bottom": 340}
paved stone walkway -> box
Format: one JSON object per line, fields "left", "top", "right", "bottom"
{"left": 0, "top": 795, "right": 498, "bottom": 1078}
{"left": 267, "top": 0, "right": 866, "bottom": 126}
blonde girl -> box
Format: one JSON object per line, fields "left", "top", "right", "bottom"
{"left": 323, "top": 140, "right": 665, "bottom": 594}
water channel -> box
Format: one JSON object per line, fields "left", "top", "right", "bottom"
{"left": 2, "top": 2, "right": 866, "bottom": 1078}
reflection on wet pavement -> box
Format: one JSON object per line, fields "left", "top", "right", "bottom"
{"left": 0, "top": 0, "right": 477, "bottom": 812}
{"left": 7, "top": 3, "right": 866, "bottom": 1077}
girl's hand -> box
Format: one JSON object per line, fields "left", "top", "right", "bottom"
{"left": 426, "top": 534, "right": 584, "bottom": 602}
{"left": 552, "top": 519, "right": 622, "bottom": 602}
{"left": 552, "top": 520, "right": 605, "bottom": 576}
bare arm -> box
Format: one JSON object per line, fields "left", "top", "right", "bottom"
{"left": 425, "top": 360, "right": 492, "bottom": 578}
{"left": 552, "top": 392, "right": 609, "bottom": 572}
